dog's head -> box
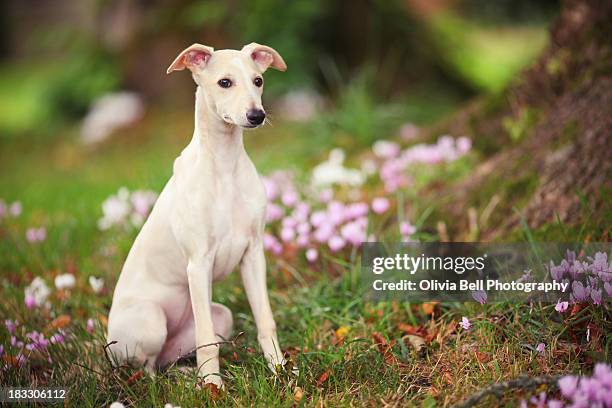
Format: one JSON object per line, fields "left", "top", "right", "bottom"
{"left": 167, "top": 43, "right": 286, "bottom": 129}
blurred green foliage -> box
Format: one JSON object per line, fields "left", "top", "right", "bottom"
{"left": 44, "top": 47, "right": 119, "bottom": 119}
{"left": 0, "top": 37, "right": 119, "bottom": 138}
{"left": 312, "top": 71, "right": 404, "bottom": 148}
{"left": 178, "top": 0, "right": 328, "bottom": 96}
{"left": 502, "top": 108, "right": 540, "bottom": 142}
{"left": 428, "top": 13, "right": 548, "bottom": 93}
{"left": 0, "top": 0, "right": 556, "bottom": 142}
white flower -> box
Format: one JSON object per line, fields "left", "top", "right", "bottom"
{"left": 311, "top": 149, "right": 365, "bottom": 188}
{"left": 9, "top": 201, "right": 22, "bottom": 217}
{"left": 89, "top": 276, "right": 104, "bottom": 294}
{"left": 109, "top": 402, "right": 125, "bottom": 408}
{"left": 98, "top": 193, "right": 130, "bottom": 230}
{"left": 130, "top": 213, "right": 145, "bottom": 227}
{"left": 54, "top": 274, "right": 76, "bottom": 290}
{"left": 273, "top": 89, "right": 323, "bottom": 122}
{"left": 81, "top": 92, "right": 144, "bottom": 145}
{"left": 25, "top": 277, "right": 51, "bottom": 307}
{"left": 360, "top": 158, "right": 377, "bottom": 175}
{"left": 372, "top": 140, "right": 400, "bottom": 159}
{"left": 98, "top": 187, "right": 158, "bottom": 230}
{"left": 164, "top": 404, "right": 181, "bottom": 408}
{"left": 131, "top": 190, "right": 157, "bottom": 217}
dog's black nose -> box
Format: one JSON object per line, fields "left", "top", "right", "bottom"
{"left": 246, "top": 109, "right": 266, "bottom": 126}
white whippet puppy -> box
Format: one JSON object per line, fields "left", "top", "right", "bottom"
{"left": 107, "top": 43, "right": 287, "bottom": 388}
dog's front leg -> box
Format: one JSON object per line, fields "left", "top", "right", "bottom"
{"left": 187, "top": 255, "right": 223, "bottom": 388}
{"left": 240, "top": 239, "right": 286, "bottom": 372}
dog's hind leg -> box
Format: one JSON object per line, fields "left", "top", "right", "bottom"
{"left": 211, "top": 302, "right": 233, "bottom": 341}
{"left": 157, "top": 302, "right": 232, "bottom": 368}
{"left": 107, "top": 300, "right": 168, "bottom": 375}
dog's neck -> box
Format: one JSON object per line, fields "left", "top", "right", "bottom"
{"left": 192, "top": 86, "right": 245, "bottom": 175}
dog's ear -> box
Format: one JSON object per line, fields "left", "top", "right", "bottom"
{"left": 242, "top": 43, "right": 287, "bottom": 72}
{"left": 166, "top": 44, "right": 214, "bottom": 74}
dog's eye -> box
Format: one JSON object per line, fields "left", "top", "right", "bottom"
{"left": 253, "top": 77, "right": 263, "bottom": 87}
{"left": 217, "top": 78, "right": 232, "bottom": 88}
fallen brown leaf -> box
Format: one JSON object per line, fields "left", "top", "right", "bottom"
{"left": 50, "top": 315, "right": 71, "bottom": 329}
{"left": 474, "top": 351, "right": 491, "bottom": 364}
{"left": 422, "top": 302, "right": 438, "bottom": 315}
{"left": 201, "top": 382, "right": 221, "bottom": 400}
{"left": 294, "top": 386, "right": 304, "bottom": 403}
{"left": 316, "top": 370, "right": 330, "bottom": 387}
{"left": 398, "top": 323, "right": 418, "bottom": 335}
{"left": 372, "top": 332, "right": 399, "bottom": 365}
{"left": 127, "top": 370, "right": 144, "bottom": 385}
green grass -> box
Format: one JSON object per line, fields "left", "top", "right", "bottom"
{"left": 0, "top": 108, "right": 609, "bottom": 406}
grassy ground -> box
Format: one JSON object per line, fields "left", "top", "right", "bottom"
{"left": 0, "top": 105, "right": 610, "bottom": 407}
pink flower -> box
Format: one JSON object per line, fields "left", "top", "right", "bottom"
{"left": 371, "top": 197, "right": 390, "bottom": 214}
{"left": 327, "top": 201, "right": 346, "bottom": 225}
{"left": 24, "top": 294, "right": 36, "bottom": 309}
{"left": 50, "top": 332, "right": 65, "bottom": 344}
{"left": 281, "top": 190, "right": 299, "bottom": 207}
{"left": 313, "top": 224, "right": 334, "bottom": 243}
{"left": 555, "top": 300, "right": 569, "bottom": 313}
{"left": 296, "top": 234, "right": 310, "bottom": 248}
{"left": 281, "top": 216, "right": 298, "bottom": 229}
{"left": 605, "top": 282, "right": 612, "bottom": 297}
{"left": 296, "top": 222, "right": 311, "bottom": 235}
{"left": 593, "top": 363, "right": 612, "bottom": 386}
{"left": 280, "top": 227, "right": 295, "bottom": 242}
{"left": 590, "top": 288, "right": 602, "bottom": 305}
{"left": 340, "top": 221, "right": 367, "bottom": 246}
{"left": 130, "top": 190, "right": 157, "bottom": 217}
{"left": 25, "top": 227, "right": 46, "bottom": 243}
{"left": 471, "top": 290, "right": 488, "bottom": 304}
{"left": 310, "top": 211, "right": 327, "bottom": 228}
{"left": 262, "top": 178, "right": 279, "bottom": 201}
{"left": 399, "top": 221, "right": 416, "bottom": 237}
{"left": 456, "top": 136, "right": 472, "bottom": 154}
{"left": 546, "top": 400, "right": 563, "bottom": 408}
{"left": 328, "top": 235, "right": 346, "bottom": 252}
{"left": 15, "top": 353, "right": 25, "bottom": 366}
{"left": 572, "top": 281, "right": 589, "bottom": 302}
{"left": 318, "top": 188, "right": 333, "bottom": 203}
{"left": 459, "top": 317, "right": 471, "bottom": 330}
{"left": 86, "top": 318, "right": 95, "bottom": 333}
{"left": 265, "top": 203, "right": 284, "bottom": 222}
{"left": 263, "top": 233, "right": 283, "bottom": 255}
{"left": 306, "top": 248, "right": 318, "bottom": 262}
{"left": 293, "top": 203, "right": 310, "bottom": 222}
{"left": 345, "top": 202, "right": 369, "bottom": 219}
{"left": 558, "top": 375, "right": 579, "bottom": 399}
{"left": 4, "top": 319, "right": 17, "bottom": 334}
{"left": 536, "top": 342, "right": 545, "bottom": 354}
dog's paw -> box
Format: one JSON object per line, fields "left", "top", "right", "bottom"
{"left": 268, "top": 359, "right": 299, "bottom": 377}
{"left": 196, "top": 375, "right": 225, "bottom": 393}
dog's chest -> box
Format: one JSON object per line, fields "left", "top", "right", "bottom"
{"left": 211, "top": 209, "right": 251, "bottom": 280}
{"left": 209, "top": 189, "right": 263, "bottom": 281}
